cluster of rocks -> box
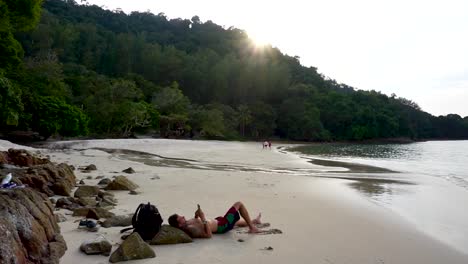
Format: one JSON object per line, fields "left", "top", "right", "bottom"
{"left": 66, "top": 165, "right": 193, "bottom": 262}
{"left": 1, "top": 149, "right": 195, "bottom": 263}
{"left": 0, "top": 149, "right": 72, "bottom": 264}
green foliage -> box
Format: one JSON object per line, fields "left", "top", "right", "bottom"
{"left": 2, "top": 0, "right": 467, "bottom": 141}
{"left": 30, "top": 96, "right": 88, "bottom": 138}
{"left": 0, "top": 71, "right": 23, "bottom": 126}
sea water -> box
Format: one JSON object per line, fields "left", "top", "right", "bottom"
{"left": 291, "top": 140, "right": 468, "bottom": 255}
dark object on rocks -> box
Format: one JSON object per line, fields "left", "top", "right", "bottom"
{"left": 105, "top": 176, "right": 139, "bottom": 191}
{"left": 109, "top": 232, "right": 155, "bottom": 263}
{"left": 73, "top": 207, "right": 115, "bottom": 220}
{"left": 149, "top": 225, "right": 192, "bottom": 245}
{"left": 80, "top": 236, "right": 112, "bottom": 256}
{"left": 98, "top": 178, "right": 111, "bottom": 185}
{"left": 122, "top": 167, "right": 135, "bottom": 174}
{"left": 78, "top": 180, "right": 85, "bottom": 185}
{"left": 100, "top": 214, "right": 133, "bottom": 228}
{"left": 0, "top": 188, "right": 67, "bottom": 264}
{"left": 120, "top": 203, "right": 163, "bottom": 241}
{"left": 78, "top": 219, "right": 99, "bottom": 232}
{"left": 74, "top": 185, "right": 100, "bottom": 198}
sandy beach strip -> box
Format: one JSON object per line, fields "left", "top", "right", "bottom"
{"left": 8, "top": 139, "right": 468, "bottom": 264}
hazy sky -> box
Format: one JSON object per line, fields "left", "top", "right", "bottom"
{"left": 85, "top": 0, "right": 468, "bottom": 117}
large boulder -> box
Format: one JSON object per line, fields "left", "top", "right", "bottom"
{"left": 149, "top": 225, "right": 193, "bottom": 245}
{"left": 109, "top": 233, "right": 155, "bottom": 263}
{"left": 105, "top": 176, "right": 139, "bottom": 191}
{"left": 0, "top": 188, "right": 67, "bottom": 264}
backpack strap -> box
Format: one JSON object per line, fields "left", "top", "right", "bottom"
{"left": 120, "top": 203, "right": 144, "bottom": 234}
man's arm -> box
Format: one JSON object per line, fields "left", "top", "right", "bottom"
{"left": 196, "top": 209, "right": 212, "bottom": 238}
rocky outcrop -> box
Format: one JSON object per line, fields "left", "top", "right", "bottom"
{"left": 0, "top": 188, "right": 67, "bottom": 264}
{"left": 149, "top": 225, "right": 193, "bottom": 245}
{"left": 109, "top": 233, "right": 155, "bottom": 263}
{"left": 0, "top": 149, "right": 76, "bottom": 196}
{"left": 100, "top": 214, "right": 133, "bottom": 228}
{"left": 0, "top": 149, "right": 48, "bottom": 167}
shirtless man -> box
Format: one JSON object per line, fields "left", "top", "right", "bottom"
{"left": 168, "top": 201, "right": 261, "bottom": 238}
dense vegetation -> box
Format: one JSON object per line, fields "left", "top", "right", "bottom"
{"left": 1, "top": 0, "right": 467, "bottom": 141}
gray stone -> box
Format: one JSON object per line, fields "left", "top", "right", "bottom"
{"left": 122, "top": 167, "right": 135, "bottom": 174}
{"left": 55, "top": 213, "right": 67, "bottom": 223}
{"left": 72, "top": 207, "right": 115, "bottom": 220}
{"left": 80, "top": 236, "right": 112, "bottom": 256}
{"left": 104, "top": 176, "right": 139, "bottom": 191}
{"left": 100, "top": 214, "right": 133, "bottom": 228}
{"left": 109, "top": 233, "right": 155, "bottom": 263}
{"left": 149, "top": 225, "right": 193, "bottom": 245}
{"left": 74, "top": 185, "right": 100, "bottom": 198}
{"left": 78, "top": 197, "right": 98, "bottom": 207}
{"left": 98, "top": 178, "right": 111, "bottom": 185}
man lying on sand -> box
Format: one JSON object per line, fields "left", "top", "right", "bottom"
{"left": 168, "top": 201, "right": 261, "bottom": 238}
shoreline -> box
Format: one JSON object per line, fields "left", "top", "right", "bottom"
{"left": 3, "top": 139, "right": 467, "bottom": 263}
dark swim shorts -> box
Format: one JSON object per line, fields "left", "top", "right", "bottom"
{"left": 215, "top": 206, "right": 241, "bottom": 234}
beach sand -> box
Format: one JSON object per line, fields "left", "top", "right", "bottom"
{"left": 5, "top": 139, "right": 468, "bottom": 264}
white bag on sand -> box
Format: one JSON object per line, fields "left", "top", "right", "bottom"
{"left": 1, "top": 173, "right": 12, "bottom": 185}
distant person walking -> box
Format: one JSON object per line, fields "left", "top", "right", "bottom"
{"left": 268, "top": 141, "right": 272, "bottom": 149}
{"left": 263, "top": 141, "right": 268, "bottom": 149}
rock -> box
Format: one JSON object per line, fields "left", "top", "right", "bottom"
{"left": 78, "top": 180, "right": 85, "bottom": 185}
{"left": 0, "top": 188, "right": 67, "bottom": 264}
{"left": 150, "top": 175, "right": 160, "bottom": 180}
{"left": 55, "top": 197, "right": 81, "bottom": 210}
{"left": 4, "top": 162, "right": 77, "bottom": 197}
{"left": 86, "top": 176, "right": 93, "bottom": 180}
{"left": 238, "top": 239, "right": 244, "bottom": 242}
{"left": 0, "top": 148, "right": 49, "bottom": 167}
{"left": 104, "top": 176, "right": 139, "bottom": 191}
{"left": 95, "top": 175, "right": 104, "bottom": 179}
{"left": 49, "top": 198, "right": 57, "bottom": 204}
{"left": 100, "top": 214, "right": 133, "bottom": 228}
{"left": 74, "top": 185, "right": 100, "bottom": 198}
{"left": 149, "top": 225, "right": 192, "bottom": 245}
{"left": 80, "top": 235, "right": 112, "bottom": 256}
{"left": 98, "top": 178, "right": 111, "bottom": 185}
{"left": 72, "top": 207, "right": 115, "bottom": 220}
{"left": 122, "top": 167, "right": 135, "bottom": 174}
{"left": 263, "top": 246, "right": 274, "bottom": 251}
{"left": 129, "top": 190, "right": 140, "bottom": 195}
{"left": 109, "top": 232, "right": 155, "bottom": 263}
{"left": 83, "top": 164, "right": 97, "bottom": 171}
{"left": 78, "top": 197, "right": 98, "bottom": 207}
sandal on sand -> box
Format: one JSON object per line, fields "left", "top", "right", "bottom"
{"left": 78, "top": 219, "right": 99, "bottom": 232}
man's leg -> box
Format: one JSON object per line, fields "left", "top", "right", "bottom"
{"left": 235, "top": 213, "right": 261, "bottom": 227}
{"left": 232, "top": 201, "right": 259, "bottom": 233}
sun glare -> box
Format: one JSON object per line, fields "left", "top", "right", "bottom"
{"left": 247, "top": 27, "right": 272, "bottom": 47}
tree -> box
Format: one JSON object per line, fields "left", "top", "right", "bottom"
{"left": 236, "top": 104, "right": 252, "bottom": 137}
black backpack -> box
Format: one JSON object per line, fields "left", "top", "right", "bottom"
{"left": 120, "top": 202, "right": 163, "bottom": 240}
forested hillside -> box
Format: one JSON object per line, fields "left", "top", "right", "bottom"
{"left": 1, "top": 0, "right": 467, "bottom": 141}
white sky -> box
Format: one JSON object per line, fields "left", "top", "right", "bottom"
{"left": 84, "top": 0, "right": 468, "bottom": 117}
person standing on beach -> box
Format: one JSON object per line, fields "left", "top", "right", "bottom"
{"left": 168, "top": 201, "right": 261, "bottom": 238}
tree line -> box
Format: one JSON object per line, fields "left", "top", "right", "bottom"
{"left": 1, "top": 0, "right": 467, "bottom": 141}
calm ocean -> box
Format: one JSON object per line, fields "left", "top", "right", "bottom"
{"left": 291, "top": 140, "right": 468, "bottom": 255}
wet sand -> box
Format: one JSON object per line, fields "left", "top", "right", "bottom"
{"left": 3, "top": 139, "right": 467, "bottom": 263}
